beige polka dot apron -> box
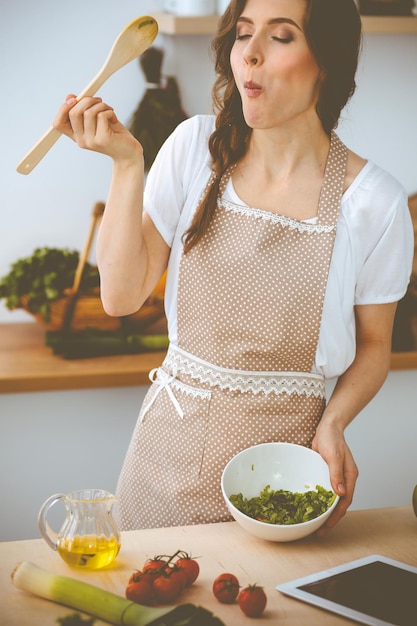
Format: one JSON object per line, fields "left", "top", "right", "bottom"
{"left": 115, "top": 133, "right": 348, "bottom": 530}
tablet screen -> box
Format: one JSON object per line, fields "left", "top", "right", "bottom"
{"left": 277, "top": 555, "right": 417, "bottom": 626}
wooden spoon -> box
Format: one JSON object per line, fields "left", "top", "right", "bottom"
{"left": 16, "top": 15, "right": 158, "bottom": 175}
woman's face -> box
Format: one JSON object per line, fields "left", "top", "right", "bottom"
{"left": 230, "top": 0, "right": 322, "bottom": 130}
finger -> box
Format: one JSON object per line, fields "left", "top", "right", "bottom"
{"left": 316, "top": 463, "right": 358, "bottom": 536}
{"left": 96, "top": 108, "right": 122, "bottom": 135}
{"left": 80, "top": 104, "right": 118, "bottom": 151}
{"left": 316, "top": 488, "right": 353, "bottom": 535}
{"left": 96, "top": 109, "right": 119, "bottom": 138}
{"left": 337, "top": 446, "right": 358, "bottom": 500}
{"left": 322, "top": 446, "right": 346, "bottom": 498}
{"left": 316, "top": 502, "right": 348, "bottom": 536}
{"left": 330, "top": 468, "right": 346, "bottom": 498}
{"left": 82, "top": 101, "right": 113, "bottom": 131}
{"left": 68, "top": 97, "right": 104, "bottom": 140}
{"left": 52, "top": 94, "right": 97, "bottom": 137}
{"left": 52, "top": 95, "right": 78, "bottom": 136}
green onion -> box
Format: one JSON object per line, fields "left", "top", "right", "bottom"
{"left": 11, "top": 561, "right": 225, "bottom": 626}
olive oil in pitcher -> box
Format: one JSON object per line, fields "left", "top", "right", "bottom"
{"left": 38, "top": 489, "right": 121, "bottom": 570}
{"left": 57, "top": 534, "right": 121, "bottom": 570}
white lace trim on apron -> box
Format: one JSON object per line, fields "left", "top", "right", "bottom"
{"left": 218, "top": 198, "right": 336, "bottom": 234}
{"left": 163, "top": 343, "right": 325, "bottom": 398}
{"left": 140, "top": 365, "right": 212, "bottom": 422}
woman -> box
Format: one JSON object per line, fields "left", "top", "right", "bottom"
{"left": 54, "top": 0, "right": 413, "bottom": 533}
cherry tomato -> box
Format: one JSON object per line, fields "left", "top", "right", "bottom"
{"left": 212, "top": 573, "right": 240, "bottom": 604}
{"left": 125, "top": 573, "right": 156, "bottom": 606}
{"left": 169, "top": 565, "right": 189, "bottom": 591}
{"left": 175, "top": 555, "right": 200, "bottom": 586}
{"left": 142, "top": 558, "right": 168, "bottom": 577}
{"left": 238, "top": 584, "right": 267, "bottom": 617}
{"left": 152, "top": 571, "right": 182, "bottom": 604}
{"left": 128, "top": 570, "right": 142, "bottom": 585}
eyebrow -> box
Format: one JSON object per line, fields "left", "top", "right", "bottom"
{"left": 237, "top": 16, "right": 302, "bottom": 31}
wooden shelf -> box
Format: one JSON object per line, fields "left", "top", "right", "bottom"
{"left": 362, "top": 15, "right": 417, "bottom": 33}
{"left": 155, "top": 13, "right": 417, "bottom": 35}
{"left": 155, "top": 13, "right": 219, "bottom": 35}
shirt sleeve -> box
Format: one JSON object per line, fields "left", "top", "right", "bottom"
{"left": 353, "top": 170, "right": 414, "bottom": 305}
{"left": 143, "top": 115, "right": 214, "bottom": 247}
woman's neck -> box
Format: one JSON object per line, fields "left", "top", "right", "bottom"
{"left": 246, "top": 123, "right": 330, "bottom": 181}
{"left": 231, "top": 123, "right": 332, "bottom": 219}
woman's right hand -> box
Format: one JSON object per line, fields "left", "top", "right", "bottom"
{"left": 53, "top": 93, "right": 143, "bottom": 165}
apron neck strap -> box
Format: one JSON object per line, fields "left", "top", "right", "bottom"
{"left": 316, "top": 132, "right": 348, "bottom": 226}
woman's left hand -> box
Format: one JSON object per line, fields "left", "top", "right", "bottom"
{"left": 311, "top": 420, "right": 358, "bottom": 535}
{"left": 311, "top": 302, "right": 397, "bottom": 534}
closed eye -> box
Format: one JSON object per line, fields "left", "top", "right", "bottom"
{"left": 236, "top": 34, "right": 293, "bottom": 43}
{"left": 272, "top": 35, "right": 292, "bottom": 43}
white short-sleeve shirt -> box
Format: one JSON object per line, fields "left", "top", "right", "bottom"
{"left": 144, "top": 115, "right": 414, "bottom": 379}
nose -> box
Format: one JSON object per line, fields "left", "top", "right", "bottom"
{"left": 243, "top": 38, "right": 262, "bottom": 67}
{"left": 244, "top": 51, "right": 260, "bottom": 66}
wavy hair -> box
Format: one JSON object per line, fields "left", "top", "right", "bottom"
{"left": 183, "top": 0, "right": 362, "bottom": 253}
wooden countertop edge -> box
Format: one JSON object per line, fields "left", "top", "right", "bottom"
{"left": 0, "top": 322, "right": 416, "bottom": 394}
{"left": 0, "top": 364, "right": 161, "bottom": 393}
{"left": 0, "top": 321, "right": 165, "bottom": 394}
{"left": 390, "top": 350, "right": 417, "bottom": 370}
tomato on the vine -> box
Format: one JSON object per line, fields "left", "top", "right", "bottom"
{"left": 152, "top": 571, "right": 182, "bottom": 604}
{"left": 175, "top": 554, "right": 200, "bottom": 586}
{"left": 125, "top": 572, "right": 156, "bottom": 606}
{"left": 142, "top": 557, "right": 167, "bottom": 575}
{"left": 126, "top": 549, "right": 200, "bottom": 607}
{"left": 238, "top": 584, "right": 267, "bottom": 617}
{"left": 212, "top": 573, "right": 240, "bottom": 604}
{"left": 128, "top": 570, "right": 142, "bottom": 585}
{"left": 169, "top": 565, "right": 189, "bottom": 591}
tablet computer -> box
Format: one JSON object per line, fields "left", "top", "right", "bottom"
{"left": 276, "top": 554, "right": 417, "bottom": 626}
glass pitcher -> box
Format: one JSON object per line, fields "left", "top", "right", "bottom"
{"left": 38, "top": 488, "right": 121, "bottom": 570}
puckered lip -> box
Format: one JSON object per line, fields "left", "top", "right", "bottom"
{"left": 244, "top": 80, "right": 262, "bottom": 90}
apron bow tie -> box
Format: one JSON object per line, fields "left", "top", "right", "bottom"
{"left": 140, "top": 367, "right": 184, "bottom": 421}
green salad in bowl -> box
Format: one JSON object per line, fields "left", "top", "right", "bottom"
{"left": 221, "top": 442, "right": 339, "bottom": 542}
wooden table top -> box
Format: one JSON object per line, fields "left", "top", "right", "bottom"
{"left": 1, "top": 506, "right": 416, "bottom": 625}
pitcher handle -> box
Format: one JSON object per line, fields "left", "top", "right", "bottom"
{"left": 38, "top": 493, "right": 66, "bottom": 550}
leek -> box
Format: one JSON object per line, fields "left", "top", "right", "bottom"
{"left": 11, "top": 561, "right": 225, "bottom": 626}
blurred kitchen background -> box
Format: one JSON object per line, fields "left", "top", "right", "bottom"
{"left": 1, "top": 0, "right": 416, "bottom": 541}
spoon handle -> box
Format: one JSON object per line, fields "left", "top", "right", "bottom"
{"left": 15, "top": 64, "right": 116, "bottom": 176}
{"left": 16, "top": 126, "right": 63, "bottom": 175}
{"left": 16, "top": 15, "right": 157, "bottom": 175}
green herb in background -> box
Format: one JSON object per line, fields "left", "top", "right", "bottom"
{"left": 230, "top": 484, "right": 336, "bottom": 525}
{"left": 0, "top": 247, "right": 99, "bottom": 322}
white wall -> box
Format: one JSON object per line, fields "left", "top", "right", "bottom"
{"left": 0, "top": 386, "right": 147, "bottom": 541}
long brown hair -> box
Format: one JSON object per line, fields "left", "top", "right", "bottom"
{"left": 183, "top": 0, "right": 362, "bottom": 253}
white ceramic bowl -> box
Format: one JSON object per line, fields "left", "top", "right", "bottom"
{"left": 221, "top": 442, "right": 339, "bottom": 542}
